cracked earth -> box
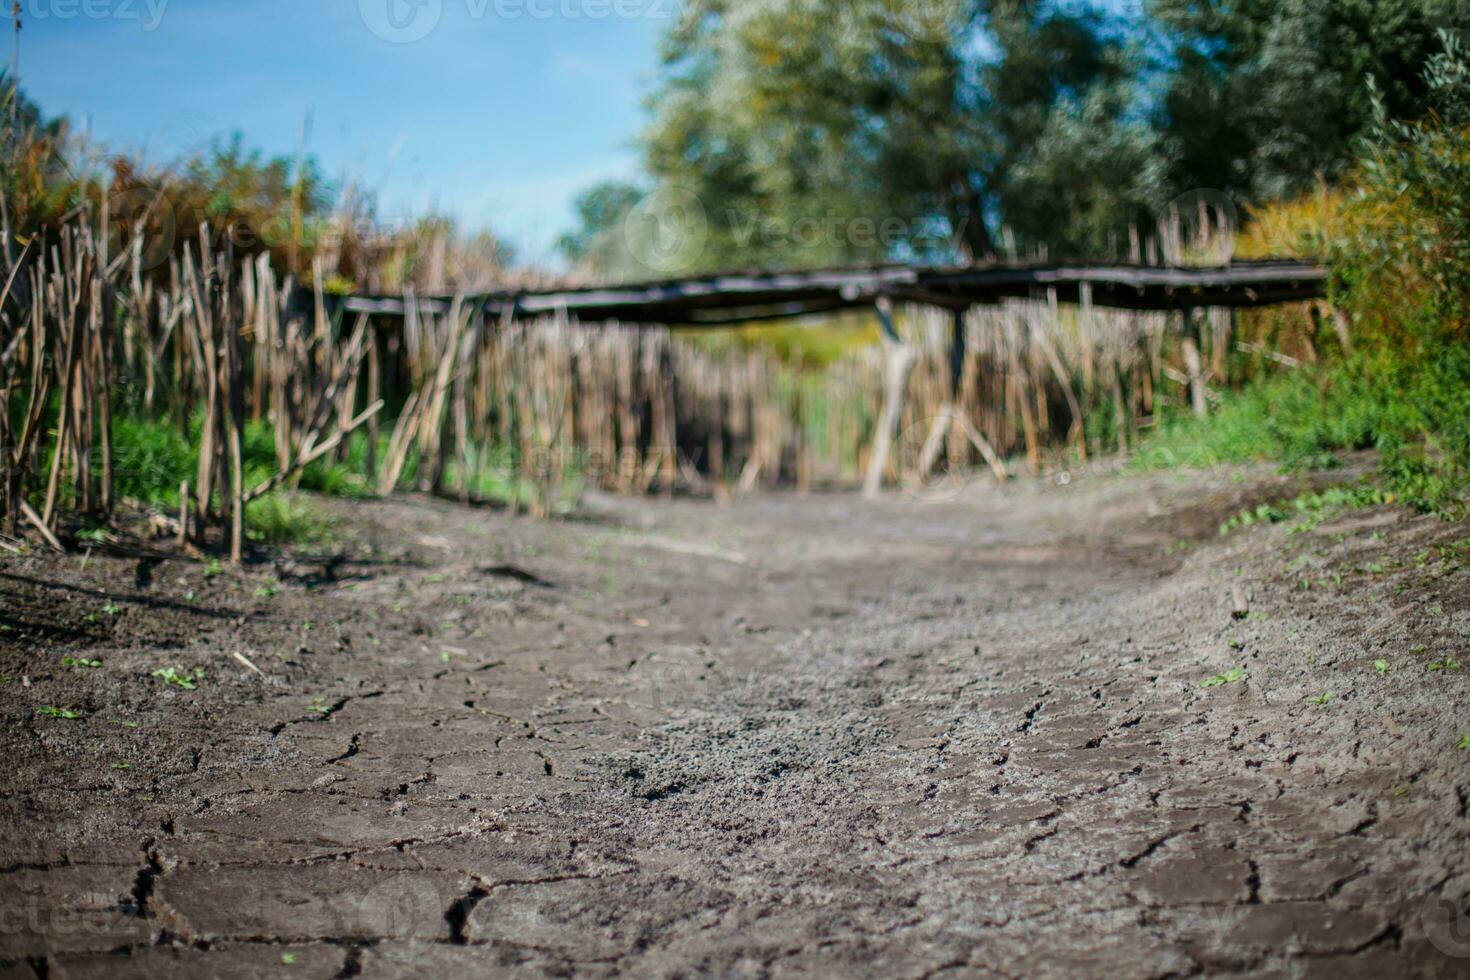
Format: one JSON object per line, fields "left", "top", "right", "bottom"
{"left": 2, "top": 466, "right": 1469, "bottom": 978}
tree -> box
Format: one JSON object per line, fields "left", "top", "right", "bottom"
{"left": 563, "top": 0, "right": 1468, "bottom": 274}
{"left": 1, "top": 77, "right": 80, "bottom": 236}
{"left": 556, "top": 180, "right": 647, "bottom": 277}
{"left": 624, "top": 0, "right": 1154, "bottom": 273}
{"left": 1149, "top": 0, "right": 1469, "bottom": 204}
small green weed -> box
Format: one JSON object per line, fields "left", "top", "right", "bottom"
{"left": 1220, "top": 503, "right": 1291, "bottom": 536}
{"left": 1200, "top": 667, "right": 1246, "bottom": 689}
{"left": 76, "top": 525, "right": 112, "bottom": 545}
{"left": 1219, "top": 485, "right": 1391, "bottom": 537}
{"left": 61, "top": 657, "right": 103, "bottom": 669}
{"left": 152, "top": 666, "right": 204, "bottom": 690}
{"left": 1307, "top": 691, "right": 1332, "bottom": 706}
{"left": 37, "top": 706, "right": 82, "bottom": 719}
{"left": 1374, "top": 659, "right": 1390, "bottom": 674}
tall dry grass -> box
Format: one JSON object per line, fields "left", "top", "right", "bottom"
{"left": 2, "top": 206, "right": 1334, "bottom": 551}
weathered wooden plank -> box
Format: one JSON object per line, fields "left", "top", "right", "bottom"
{"left": 322, "top": 259, "right": 1328, "bottom": 327}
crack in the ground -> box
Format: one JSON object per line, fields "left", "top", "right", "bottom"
{"left": 1118, "top": 828, "right": 1193, "bottom": 869}
{"left": 7, "top": 476, "right": 1467, "bottom": 975}
{"left": 332, "top": 941, "right": 371, "bottom": 978}
{"left": 444, "top": 882, "right": 491, "bottom": 944}
{"left": 327, "top": 733, "right": 362, "bottom": 764}
{"left": 1017, "top": 691, "right": 1051, "bottom": 734}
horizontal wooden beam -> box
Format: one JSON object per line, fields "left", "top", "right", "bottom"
{"left": 321, "top": 259, "right": 1328, "bottom": 328}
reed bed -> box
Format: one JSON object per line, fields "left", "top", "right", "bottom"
{"left": 1, "top": 217, "right": 1330, "bottom": 555}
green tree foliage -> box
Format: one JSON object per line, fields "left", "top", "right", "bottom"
{"left": 1143, "top": 36, "right": 1470, "bottom": 512}
{"left": 562, "top": 0, "right": 1467, "bottom": 276}
{"left": 1336, "top": 31, "right": 1470, "bottom": 335}
{"left": 598, "top": 0, "right": 1160, "bottom": 275}
{"left": 176, "top": 134, "right": 332, "bottom": 261}
{"left": 556, "top": 180, "right": 648, "bottom": 278}
{"left": 1150, "top": 0, "right": 1469, "bottom": 203}
{"left": 1, "top": 76, "right": 83, "bottom": 236}
{"left": 0, "top": 87, "right": 515, "bottom": 290}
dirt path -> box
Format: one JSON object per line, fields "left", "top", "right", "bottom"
{"left": 2, "top": 467, "right": 1468, "bottom": 978}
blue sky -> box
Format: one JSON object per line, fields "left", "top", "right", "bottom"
{"left": 18, "top": 0, "right": 668, "bottom": 265}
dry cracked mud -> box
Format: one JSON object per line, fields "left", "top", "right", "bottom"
{"left": 2, "top": 465, "right": 1468, "bottom": 978}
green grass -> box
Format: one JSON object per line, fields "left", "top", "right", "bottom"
{"left": 678, "top": 309, "right": 881, "bottom": 369}
{"left": 112, "top": 412, "right": 375, "bottom": 507}
{"left": 245, "top": 494, "right": 337, "bottom": 547}
{"left": 111, "top": 415, "right": 196, "bottom": 506}
{"left": 1218, "top": 483, "right": 1392, "bottom": 537}
{"left": 1136, "top": 343, "right": 1470, "bottom": 517}
{"left": 107, "top": 412, "right": 370, "bottom": 547}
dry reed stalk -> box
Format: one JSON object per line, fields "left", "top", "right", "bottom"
{"left": 1, "top": 215, "right": 1307, "bottom": 541}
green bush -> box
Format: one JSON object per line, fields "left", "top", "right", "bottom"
{"left": 1139, "top": 35, "right": 1470, "bottom": 516}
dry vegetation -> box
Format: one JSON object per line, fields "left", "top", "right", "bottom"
{"left": 1, "top": 197, "right": 1351, "bottom": 561}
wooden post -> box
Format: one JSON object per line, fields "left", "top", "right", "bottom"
{"left": 178, "top": 481, "right": 190, "bottom": 548}
{"left": 1005, "top": 308, "right": 1042, "bottom": 476}
{"left": 917, "top": 306, "right": 966, "bottom": 479}
{"left": 1, "top": 393, "right": 12, "bottom": 537}
{"left": 95, "top": 279, "right": 114, "bottom": 513}
{"left": 863, "top": 297, "right": 915, "bottom": 500}
{"left": 1080, "top": 282, "right": 1100, "bottom": 457}
{"left": 1078, "top": 282, "right": 1096, "bottom": 400}
{"left": 1036, "top": 292, "right": 1086, "bottom": 462}
{"left": 227, "top": 281, "right": 247, "bottom": 565}
{"left": 1181, "top": 309, "right": 1208, "bottom": 419}
{"left": 1313, "top": 304, "right": 1355, "bottom": 358}
{"left": 365, "top": 325, "right": 380, "bottom": 480}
